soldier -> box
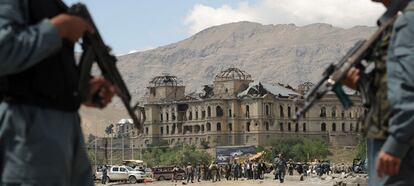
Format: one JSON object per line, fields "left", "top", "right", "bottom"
{"left": 344, "top": 0, "right": 414, "bottom": 185}
{"left": 101, "top": 165, "right": 108, "bottom": 184}
{"left": 0, "top": 0, "right": 115, "bottom": 185}
{"left": 274, "top": 154, "right": 287, "bottom": 183}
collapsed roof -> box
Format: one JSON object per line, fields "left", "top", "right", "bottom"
{"left": 237, "top": 81, "right": 300, "bottom": 98}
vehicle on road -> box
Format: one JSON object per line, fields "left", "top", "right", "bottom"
{"left": 98, "top": 165, "right": 145, "bottom": 184}
{"left": 152, "top": 166, "right": 186, "bottom": 181}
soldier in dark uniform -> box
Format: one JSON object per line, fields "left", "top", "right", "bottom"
{"left": 0, "top": 0, "right": 115, "bottom": 185}
{"left": 344, "top": 0, "right": 414, "bottom": 185}
{"left": 101, "top": 165, "right": 108, "bottom": 184}
{"left": 274, "top": 154, "right": 287, "bottom": 183}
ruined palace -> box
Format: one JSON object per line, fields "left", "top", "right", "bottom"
{"left": 139, "top": 68, "right": 363, "bottom": 148}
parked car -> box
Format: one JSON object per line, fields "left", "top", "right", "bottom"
{"left": 134, "top": 167, "right": 153, "bottom": 177}
{"left": 99, "top": 165, "right": 145, "bottom": 184}
{"left": 152, "top": 166, "right": 186, "bottom": 181}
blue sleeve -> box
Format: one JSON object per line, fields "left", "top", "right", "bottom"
{"left": 0, "top": 0, "right": 62, "bottom": 76}
{"left": 383, "top": 10, "right": 414, "bottom": 158}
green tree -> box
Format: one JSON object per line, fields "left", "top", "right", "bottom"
{"left": 301, "top": 138, "right": 329, "bottom": 161}
{"left": 268, "top": 137, "right": 303, "bottom": 159}
{"left": 269, "top": 137, "right": 329, "bottom": 162}
{"left": 355, "top": 140, "right": 367, "bottom": 160}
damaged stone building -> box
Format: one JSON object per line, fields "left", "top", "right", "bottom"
{"left": 139, "top": 68, "right": 363, "bottom": 148}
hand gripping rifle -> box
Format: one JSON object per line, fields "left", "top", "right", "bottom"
{"left": 68, "top": 3, "right": 146, "bottom": 132}
{"left": 295, "top": 0, "right": 409, "bottom": 120}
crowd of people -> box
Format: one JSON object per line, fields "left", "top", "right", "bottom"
{"left": 175, "top": 159, "right": 269, "bottom": 183}
{"left": 169, "top": 154, "right": 358, "bottom": 184}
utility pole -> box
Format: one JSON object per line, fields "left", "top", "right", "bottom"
{"left": 94, "top": 121, "right": 97, "bottom": 166}
{"left": 110, "top": 132, "right": 113, "bottom": 165}
{"left": 131, "top": 130, "right": 134, "bottom": 159}
{"left": 122, "top": 127, "right": 125, "bottom": 161}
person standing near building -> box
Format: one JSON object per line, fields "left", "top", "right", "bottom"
{"left": 274, "top": 154, "right": 287, "bottom": 183}
{"left": 197, "top": 164, "right": 201, "bottom": 182}
{"left": 343, "top": 0, "right": 414, "bottom": 185}
{"left": 186, "top": 163, "right": 194, "bottom": 183}
{"left": 101, "top": 165, "right": 108, "bottom": 184}
{"left": 172, "top": 165, "right": 179, "bottom": 182}
{"left": 0, "top": 0, "right": 116, "bottom": 185}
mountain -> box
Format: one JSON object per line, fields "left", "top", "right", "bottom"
{"left": 117, "top": 21, "right": 374, "bottom": 99}
{"left": 81, "top": 21, "right": 375, "bottom": 137}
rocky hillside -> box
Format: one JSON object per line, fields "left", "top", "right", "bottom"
{"left": 81, "top": 21, "right": 375, "bottom": 136}
{"left": 117, "top": 21, "right": 374, "bottom": 100}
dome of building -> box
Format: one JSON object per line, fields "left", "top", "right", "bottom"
{"left": 149, "top": 74, "right": 181, "bottom": 87}
{"left": 215, "top": 68, "right": 252, "bottom": 81}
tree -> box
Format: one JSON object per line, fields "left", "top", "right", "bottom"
{"left": 268, "top": 137, "right": 303, "bottom": 159}
{"left": 292, "top": 138, "right": 329, "bottom": 162}
{"left": 354, "top": 140, "right": 367, "bottom": 160}
{"left": 268, "top": 137, "right": 329, "bottom": 162}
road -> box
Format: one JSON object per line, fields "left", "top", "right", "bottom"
{"left": 95, "top": 174, "right": 336, "bottom": 186}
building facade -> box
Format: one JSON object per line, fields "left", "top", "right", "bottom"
{"left": 138, "top": 68, "right": 363, "bottom": 148}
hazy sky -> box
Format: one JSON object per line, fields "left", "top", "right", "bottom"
{"left": 63, "top": 0, "right": 385, "bottom": 55}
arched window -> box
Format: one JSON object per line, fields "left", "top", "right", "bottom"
{"left": 288, "top": 106, "right": 291, "bottom": 118}
{"left": 216, "top": 123, "right": 221, "bottom": 131}
{"left": 280, "top": 105, "right": 284, "bottom": 118}
{"left": 166, "top": 113, "right": 169, "bottom": 121}
{"left": 332, "top": 107, "right": 336, "bottom": 118}
{"left": 229, "top": 109, "right": 232, "bottom": 118}
{"left": 201, "top": 110, "right": 206, "bottom": 119}
{"left": 321, "top": 123, "right": 326, "bottom": 131}
{"left": 188, "top": 111, "right": 192, "bottom": 120}
{"left": 295, "top": 107, "right": 298, "bottom": 118}
{"left": 320, "top": 107, "right": 326, "bottom": 118}
{"left": 265, "top": 105, "right": 270, "bottom": 116}
{"left": 279, "top": 122, "right": 284, "bottom": 131}
{"left": 288, "top": 122, "right": 291, "bottom": 131}
{"left": 216, "top": 106, "right": 224, "bottom": 117}
{"left": 332, "top": 123, "right": 336, "bottom": 132}
{"left": 341, "top": 110, "right": 345, "bottom": 118}
{"left": 246, "top": 105, "right": 250, "bottom": 118}
{"left": 201, "top": 125, "right": 205, "bottom": 132}
{"left": 303, "top": 123, "right": 306, "bottom": 132}
{"left": 265, "top": 122, "right": 269, "bottom": 131}
{"left": 246, "top": 122, "right": 251, "bottom": 132}
{"left": 228, "top": 123, "right": 233, "bottom": 131}
{"left": 206, "top": 123, "right": 211, "bottom": 131}
{"left": 207, "top": 106, "right": 211, "bottom": 117}
{"left": 160, "top": 113, "right": 163, "bottom": 121}
{"left": 167, "top": 125, "right": 170, "bottom": 134}
{"left": 295, "top": 123, "right": 299, "bottom": 132}
{"left": 342, "top": 123, "right": 346, "bottom": 132}
{"left": 195, "top": 111, "right": 198, "bottom": 119}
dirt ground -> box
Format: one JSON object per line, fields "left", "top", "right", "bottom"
{"left": 95, "top": 174, "right": 336, "bottom": 186}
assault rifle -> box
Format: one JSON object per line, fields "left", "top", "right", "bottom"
{"left": 68, "top": 3, "right": 145, "bottom": 132}
{"left": 295, "top": 0, "right": 409, "bottom": 120}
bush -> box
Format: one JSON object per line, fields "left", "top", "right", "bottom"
{"left": 142, "top": 144, "right": 212, "bottom": 167}
{"left": 268, "top": 137, "right": 329, "bottom": 162}
{"left": 354, "top": 140, "right": 367, "bottom": 160}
